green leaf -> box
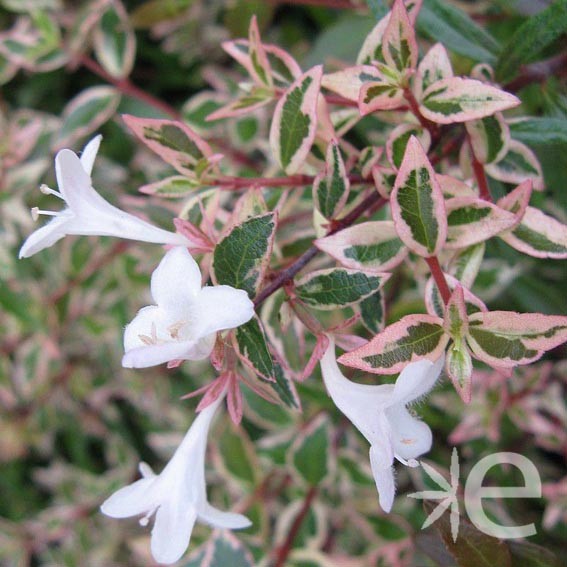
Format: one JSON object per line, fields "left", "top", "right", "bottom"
{"left": 465, "top": 113, "right": 509, "bottom": 165}
{"left": 269, "top": 66, "right": 322, "bottom": 174}
{"left": 507, "top": 541, "right": 563, "bottom": 567}
{"left": 295, "top": 268, "right": 387, "bottom": 311}
{"left": 508, "top": 117, "right": 567, "bottom": 146}
{"left": 290, "top": 414, "right": 331, "bottom": 485}
{"left": 218, "top": 423, "right": 258, "bottom": 486}
{"left": 496, "top": 0, "right": 567, "bottom": 82}
{"left": 417, "top": 0, "right": 501, "bottom": 63}
{"left": 213, "top": 213, "right": 276, "bottom": 298}
{"left": 270, "top": 362, "right": 300, "bottom": 409}
{"left": 56, "top": 86, "right": 120, "bottom": 148}
{"left": 130, "top": 0, "right": 194, "bottom": 29}
{"left": 360, "top": 290, "right": 385, "bottom": 334}
{"left": 313, "top": 141, "right": 350, "bottom": 219}
{"left": 93, "top": 1, "right": 136, "bottom": 79}
{"left": 423, "top": 501, "right": 512, "bottom": 567}
{"left": 234, "top": 317, "right": 276, "bottom": 381}
{"left": 139, "top": 176, "right": 197, "bottom": 198}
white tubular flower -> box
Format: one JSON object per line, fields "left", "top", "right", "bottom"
{"left": 320, "top": 336, "right": 444, "bottom": 512}
{"left": 122, "top": 246, "right": 254, "bottom": 369}
{"left": 19, "top": 135, "right": 189, "bottom": 258}
{"left": 100, "top": 391, "right": 251, "bottom": 565}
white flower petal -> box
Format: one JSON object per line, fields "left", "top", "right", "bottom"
{"left": 369, "top": 445, "right": 396, "bottom": 513}
{"left": 386, "top": 404, "right": 432, "bottom": 461}
{"left": 151, "top": 501, "right": 197, "bottom": 565}
{"left": 100, "top": 477, "right": 156, "bottom": 518}
{"left": 190, "top": 285, "right": 255, "bottom": 338}
{"left": 183, "top": 333, "right": 216, "bottom": 361}
{"left": 79, "top": 134, "right": 102, "bottom": 176}
{"left": 390, "top": 356, "right": 444, "bottom": 405}
{"left": 198, "top": 503, "right": 252, "bottom": 529}
{"left": 122, "top": 341, "right": 196, "bottom": 368}
{"left": 123, "top": 305, "right": 177, "bottom": 352}
{"left": 151, "top": 247, "right": 202, "bottom": 308}
{"left": 18, "top": 213, "right": 71, "bottom": 258}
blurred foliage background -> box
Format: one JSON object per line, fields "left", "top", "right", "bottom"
{"left": 0, "top": 0, "right": 566, "bottom": 565}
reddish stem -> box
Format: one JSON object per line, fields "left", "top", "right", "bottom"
{"left": 470, "top": 147, "right": 492, "bottom": 201}
{"left": 273, "top": 485, "right": 318, "bottom": 567}
{"left": 268, "top": 0, "right": 362, "bottom": 9}
{"left": 215, "top": 173, "right": 365, "bottom": 189}
{"left": 425, "top": 256, "right": 451, "bottom": 305}
{"left": 403, "top": 88, "right": 439, "bottom": 139}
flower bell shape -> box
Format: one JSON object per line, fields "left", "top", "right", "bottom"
{"left": 122, "top": 246, "right": 254, "bottom": 368}
{"left": 100, "top": 392, "right": 251, "bottom": 565}
{"left": 19, "top": 135, "right": 189, "bottom": 259}
{"left": 320, "top": 336, "right": 444, "bottom": 512}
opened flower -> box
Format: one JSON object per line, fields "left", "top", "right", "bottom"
{"left": 19, "top": 135, "right": 188, "bottom": 258}
{"left": 320, "top": 336, "right": 444, "bottom": 512}
{"left": 122, "top": 246, "right": 254, "bottom": 368}
{"left": 101, "top": 391, "right": 251, "bottom": 565}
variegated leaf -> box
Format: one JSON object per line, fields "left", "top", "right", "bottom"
{"left": 123, "top": 115, "right": 215, "bottom": 179}
{"left": 315, "top": 221, "right": 407, "bottom": 272}
{"left": 234, "top": 316, "right": 276, "bottom": 382}
{"left": 485, "top": 139, "right": 544, "bottom": 190}
{"left": 206, "top": 87, "right": 273, "bottom": 121}
{"left": 313, "top": 140, "right": 350, "bottom": 219}
{"left": 322, "top": 65, "right": 385, "bottom": 102}
{"left": 420, "top": 78, "right": 520, "bottom": 124}
{"left": 437, "top": 174, "right": 477, "bottom": 199}
{"left": 498, "top": 206, "right": 567, "bottom": 259}
{"left": 338, "top": 314, "right": 448, "bottom": 374}
{"left": 357, "top": 146, "right": 383, "bottom": 179}
{"left": 295, "top": 268, "right": 389, "bottom": 311}
{"left": 139, "top": 176, "right": 197, "bottom": 198}
{"left": 391, "top": 136, "right": 447, "bottom": 257}
{"left": 467, "top": 311, "right": 567, "bottom": 368}
{"left": 443, "top": 286, "right": 468, "bottom": 340}
{"left": 382, "top": 0, "right": 418, "bottom": 73}
{"left": 358, "top": 66, "right": 404, "bottom": 115}
{"left": 414, "top": 43, "right": 453, "bottom": 101}
{"left": 445, "top": 196, "right": 517, "bottom": 249}
{"left": 93, "top": 0, "right": 136, "bottom": 79}
{"left": 269, "top": 65, "right": 322, "bottom": 174}
{"left": 386, "top": 123, "right": 431, "bottom": 170}
{"left": 248, "top": 15, "right": 273, "bottom": 87}
{"left": 448, "top": 243, "right": 485, "bottom": 289}
{"left": 465, "top": 112, "right": 510, "bottom": 164}
{"left": 425, "top": 273, "right": 487, "bottom": 319}
{"left": 446, "top": 344, "right": 473, "bottom": 403}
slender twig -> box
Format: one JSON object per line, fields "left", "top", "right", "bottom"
{"left": 425, "top": 256, "right": 451, "bottom": 305}
{"left": 470, "top": 148, "right": 492, "bottom": 201}
{"left": 254, "top": 192, "right": 385, "bottom": 307}
{"left": 403, "top": 88, "right": 440, "bottom": 141}
{"left": 215, "top": 173, "right": 366, "bottom": 189}
{"left": 268, "top": 0, "right": 363, "bottom": 9}
{"left": 273, "top": 485, "right": 319, "bottom": 567}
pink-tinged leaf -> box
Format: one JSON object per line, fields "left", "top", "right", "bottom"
{"left": 414, "top": 43, "right": 453, "bottom": 101}
{"left": 391, "top": 136, "right": 447, "bottom": 257}
{"left": 206, "top": 88, "right": 273, "bottom": 121}
{"left": 322, "top": 65, "right": 385, "bottom": 102}
{"left": 386, "top": 123, "right": 431, "bottom": 170}
{"left": 331, "top": 108, "right": 361, "bottom": 138}
{"left": 54, "top": 86, "right": 120, "bottom": 149}
{"left": 173, "top": 218, "right": 214, "bottom": 254}
{"left": 68, "top": 0, "right": 108, "bottom": 56}
{"left": 498, "top": 206, "right": 567, "bottom": 259}
{"left": 465, "top": 112, "right": 510, "bottom": 164}
{"left": 269, "top": 65, "right": 322, "bottom": 174}
{"left": 358, "top": 146, "right": 383, "bottom": 179}
{"left": 93, "top": 0, "right": 136, "bottom": 79}
{"left": 6, "top": 111, "right": 44, "bottom": 167}
{"left": 372, "top": 165, "right": 397, "bottom": 199}
{"left": 299, "top": 334, "right": 330, "bottom": 381}
{"left": 313, "top": 140, "right": 350, "bottom": 219}
{"left": 315, "top": 95, "right": 336, "bottom": 144}
{"left": 446, "top": 344, "right": 473, "bottom": 403}
{"left": 467, "top": 311, "right": 567, "bottom": 368}
{"left": 496, "top": 180, "right": 532, "bottom": 226}
{"left": 122, "top": 115, "right": 214, "bottom": 178}
{"left": 382, "top": 0, "right": 418, "bottom": 73}
{"left": 264, "top": 44, "right": 302, "bottom": 86}
{"left": 419, "top": 78, "right": 521, "bottom": 124}
{"left": 443, "top": 286, "right": 468, "bottom": 339}
{"left": 315, "top": 221, "right": 408, "bottom": 272}
{"left": 448, "top": 243, "right": 486, "bottom": 289}
{"left": 425, "top": 273, "right": 487, "bottom": 319}
{"left": 485, "top": 139, "right": 544, "bottom": 190}
{"left": 227, "top": 373, "right": 244, "bottom": 425}
{"left": 248, "top": 15, "right": 273, "bottom": 87}
{"left": 437, "top": 174, "right": 477, "bottom": 199}
{"left": 139, "top": 175, "right": 197, "bottom": 198}
{"left": 338, "top": 313, "right": 448, "bottom": 374}
{"left": 359, "top": 72, "right": 404, "bottom": 115}
{"left": 356, "top": 0, "right": 421, "bottom": 64}
{"left": 445, "top": 196, "right": 518, "bottom": 249}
